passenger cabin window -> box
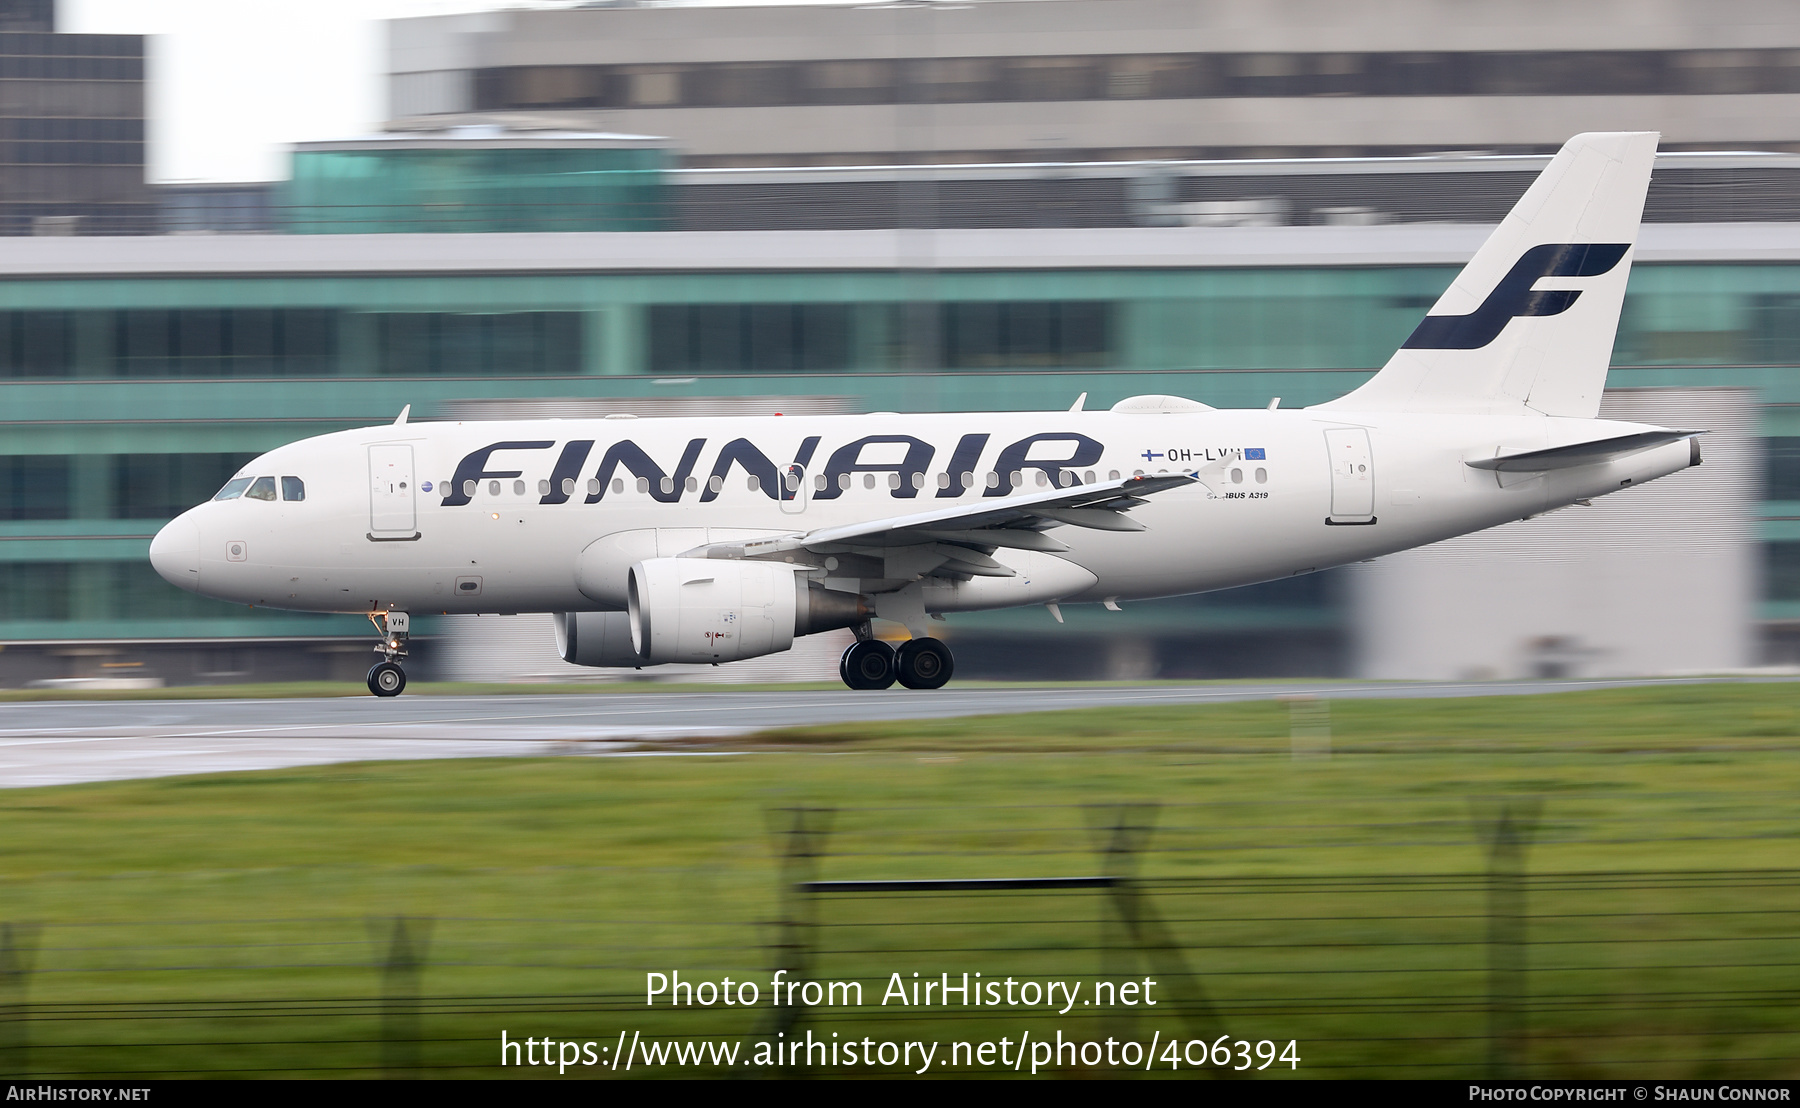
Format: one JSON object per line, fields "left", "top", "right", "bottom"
{"left": 213, "top": 476, "right": 253, "bottom": 501}
{"left": 246, "top": 476, "right": 277, "bottom": 501}
{"left": 281, "top": 476, "right": 305, "bottom": 501}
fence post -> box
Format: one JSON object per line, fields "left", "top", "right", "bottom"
{"left": 763, "top": 806, "right": 833, "bottom": 1068}
{"left": 374, "top": 915, "right": 431, "bottom": 1079}
{"left": 1093, "top": 803, "right": 1154, "bottom": 1039}
{"left": 1281, "top": 694, "right": 1331, "bottom": 761}
{"left": 1477, "top": 799, "right": 1541, "bottom": 1079}
{"left": 1088, "top": 804, "right": 1223, "bottom": 1048}
{"left": 0, "top": 924, "right": 38, "bottom": 1079}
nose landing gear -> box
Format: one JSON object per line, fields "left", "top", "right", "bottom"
{"left": 366, "top": 610, "right": 410, "bottom": 697}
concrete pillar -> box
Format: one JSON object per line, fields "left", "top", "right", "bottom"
{"left": 68, "top": 454, "right": 111, "bottom": 520}
{"left": 67, "top": 563, "right": 112, "bottom": 623}
{"left": 70, "top": 311, "right": 113, "bottom": 377}
{"left": 596, "top": 304, "right": 642, "bottom": 375}
{"left": 338, "top": 312, "right": 378, "bottom": 376}
{"left": 852, "top": 301, "right": 892, "bottom": 371}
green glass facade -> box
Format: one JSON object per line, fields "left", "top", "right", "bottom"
{"left": 3, "top": 258, "right": 1798, "bottom": 650}
{"left": 283, "top": 146, "right": 671, "bottom": 233}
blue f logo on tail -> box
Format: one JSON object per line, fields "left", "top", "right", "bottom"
{"left": 1402, "top": 243, "right": 1631, "bottom": 351}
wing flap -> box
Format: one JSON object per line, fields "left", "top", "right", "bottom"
{"left": 913, "top": 528, "right": 1070, "bottom": 552}
{"left": 693, "top": 473, "right": 1198, "bottom": 582}
{"left": 1034, "top": 507, "right": 1148, "bottom": 532}
{"left": 725, "top": 472, "right": 1196, "bottom": 558}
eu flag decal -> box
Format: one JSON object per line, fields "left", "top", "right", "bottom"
{"left": 1244, "top": 448, "right": 1266, "bottom": 460}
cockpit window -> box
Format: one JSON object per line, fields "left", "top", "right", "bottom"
{"left": 246, "top": 476, "right": 277, "bottom": 501}
{"left": 281, "top": 476, "right": 305, "bottom": 502}
{"left": 213, "top": 477, "right": 253, "bottom": 501}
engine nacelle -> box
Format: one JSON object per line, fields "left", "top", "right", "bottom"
{"left": 554, "top": 611, "right": 648, "bottom": 667}
{"left": 629, "top": 558, "right": 799, "bottom": 664}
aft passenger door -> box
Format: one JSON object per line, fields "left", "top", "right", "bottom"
{"left": 369, "top": 443, "right": 419, "bottom": 538}
{"left": 1324, "top": 428, "right": 1376, "bottom": 525}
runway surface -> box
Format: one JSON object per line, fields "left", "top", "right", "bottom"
{"left": 1, "top": 675, "right": 1793, "bottom": 788}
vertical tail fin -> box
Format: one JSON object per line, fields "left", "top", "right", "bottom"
{"left": 1318, "top": 131, "right": 1658, "bottom": 418}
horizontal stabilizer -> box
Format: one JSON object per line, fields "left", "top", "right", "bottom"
{"left": 1467, "top": 429, "right": 1703, "bottom": 473}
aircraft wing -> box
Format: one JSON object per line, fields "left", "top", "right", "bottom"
{"left": 689, "top": 472, "right": 1198, "bottom": 579}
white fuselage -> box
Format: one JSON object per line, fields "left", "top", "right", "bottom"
{"left": 149, "top": 408, "right": 1695, "bottom": 619}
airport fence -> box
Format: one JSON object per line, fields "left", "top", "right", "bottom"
{"left": 0, "top": 797, "right": 1796, "bottom": 1080}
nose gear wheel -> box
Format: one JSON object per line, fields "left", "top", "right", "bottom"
{"left": 367, "top": 661, "right": 406, "bottom": 697}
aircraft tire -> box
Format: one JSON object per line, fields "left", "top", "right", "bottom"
{"left": 895, "top": 638, "right": 953, "bottom": 690}
{"left": 839, "top": 640, "right": 896, "bottom": 690}
{"left": 367, "top": 661, "right": 407, "bottom": 697}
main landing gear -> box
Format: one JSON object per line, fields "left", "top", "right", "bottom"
{"left": 366, "top": 610, "right": 410, "bottom": 697}
{"left": 839, "top": 633, "right": 954, "bottom": 691}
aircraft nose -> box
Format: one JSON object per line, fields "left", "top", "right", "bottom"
{"left": 149, "top": 517, "right": 200, "bottom": 593}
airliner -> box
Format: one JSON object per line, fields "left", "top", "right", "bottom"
{"left": 150, "top": 132, "right": 1698, "bottom": 696}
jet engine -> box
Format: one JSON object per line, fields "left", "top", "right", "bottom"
{"left": 629, "top": 558, "right": 794, "bottom": 664}
{"left": 554, "top": 611, "right": 643, "bottom": 667}
{"left": 627, "top": 558, "right": 867, "bottom": 665}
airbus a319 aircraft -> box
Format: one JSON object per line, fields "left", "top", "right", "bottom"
{"left": 150, "top": 132, "right": 1698, "bottom": 696}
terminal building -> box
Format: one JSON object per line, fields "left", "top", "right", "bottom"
{"left": 0, "top": 0, "right": 147, "bottom": 235}
{"left": 387, "top": 0, "right": 1800, "bottom": 166}
{"left": 2, "top": 1, "right": 1798, "bottom": 686}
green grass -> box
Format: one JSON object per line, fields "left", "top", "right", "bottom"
{"left": 1, "top": 683, "right": 1797, "bottom": 1079}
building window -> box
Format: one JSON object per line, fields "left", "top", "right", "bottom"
{"left": 0, "top": 562, "right": 69, "bottom": 621}
{"left": 1766, "top": 440, "right": 1800, "bottom": 503}
{"left": 1768, "top": 541, "right": 1800, "bottom": 600}
{"left": 112, "top": 308, "right": 337, "bottom": 377}
{"left": 803, "top": 59, "right": 897, "bottom": 105}
{"left": 1749, "top": 295, "right": 1800, "bottom": 366}
{"left": 649, "top": 303, "right": 853, "bottom": 373}
{"left": 374, "top": 311, "right": 582, "bottom": 376}
{"left": 115, "top": 453, "right": 257, "bottom": 518}
{"left": 939, "top": 301, "right": 1113, "bottom": 369}
{"left": 695, "top": 63, "right": 793, "bottom": 107}
{"left": 0, "top": 311, "right": 73, "bottom": 377}
{"left": 901, "top": 56, "right": 998, "bottom": 102}
{"left": 630, "top": 69, "right": 682, "bottom": 106}
{"left": 1002, "top": 58, "right": 1099, "bottom": 101}
{"left": 468, "top": 47, "right": 1800, "bottom": 112}
{"left": 0, "top": 455, "right": 71, "bottom": 519}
